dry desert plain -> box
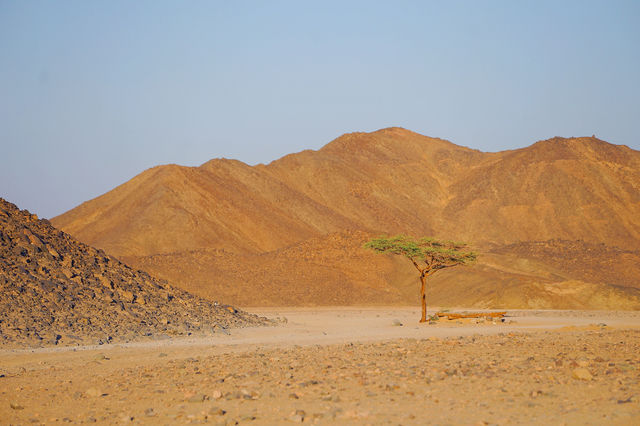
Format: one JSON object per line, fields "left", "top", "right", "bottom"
{"left": 1, "top": 308, "right": 639, "bottom": 425}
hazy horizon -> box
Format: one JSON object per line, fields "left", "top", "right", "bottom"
{"left": 1, "top": 1, "right": 639, "bottom": 218}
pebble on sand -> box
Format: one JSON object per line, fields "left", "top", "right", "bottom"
{"left": 288, "top": 409, "right": 306, "bottom": 422}
{"left": 85, "top": 388, "right": 104, "bottom": 397}
{"left": 572, "top": 368, "right": 593, "bottom": 381}
{"left": 187, "top": 393, "right": 207, "bottom": 403}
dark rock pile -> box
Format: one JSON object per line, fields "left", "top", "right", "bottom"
{"left": 0, "top": 198, "right": 268, "bottom": 348}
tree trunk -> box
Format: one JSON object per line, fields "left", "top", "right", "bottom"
{"left": 419, "top": 274, "right": 427, "bottom": 323}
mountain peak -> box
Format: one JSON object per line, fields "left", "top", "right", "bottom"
{"left": 52, "top": 128, "right": 640, "bottom": 260}
{"left": 318, "top": 127, "right": 462, "bottom": 160}
{"left": 199, "top": 157, "right": 251, "bottom": 172}
{"left": 525, "top": 135, "right": 638, "bottom": 165}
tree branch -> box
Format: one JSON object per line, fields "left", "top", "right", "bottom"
{"left": 426, "top": 263, "right": 460, "bottom": 275}
{"left": 426, "top": 254, "right": 434, "bottom": 267}
{"left": 409, "top": 257, "right": 425, "bottom": 274}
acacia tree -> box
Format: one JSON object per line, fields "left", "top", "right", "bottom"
{"left": 365, "top": 235, "right": 477, "bottom": 323}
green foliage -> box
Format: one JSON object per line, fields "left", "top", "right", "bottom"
{"left": 364, "top": 235, "right": 477, "bottom": 269}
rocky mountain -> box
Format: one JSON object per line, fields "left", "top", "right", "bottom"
{"left": 52, "top": 128, "right": 640, "bottom": 309}
{"left": 0, "top": 198, "right": 267, "bottom": 348}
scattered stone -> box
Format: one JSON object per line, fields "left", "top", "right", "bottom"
{"left": 617, "top": 395, "right": 634, "bottom": 404}
{"left": 321, "top": 394, "right": 342, "bottom": 402}
{"left": 392, "top": 319, "right": 403, "bottom": 326}
{"left": 288, "top": 410, "right": 305, "bottom": 422}
{"left": 85, "top": 387, "right": 104, "bottom": 397}
{"left": 209, "top": 407, "right": 227, "bottom": 416}
{"left": 326, "top": 407, "right": 344, "bottom": 419}
{"left": 187, "top": 393, "right": 207, "bottom": 403}
{"left": 0, "top": 197, "right": 270, "bottom": 349}
{"left": 572, "top": 368, "right": 593, "bottom": 381}
{"left": 344, "top": 409, "right": 370, "bottom": 419}
{"left": 241, "top": 389, "right": 259, "bottom": 400}
{"left": 10, "top": 402, "right": 25, "bottom": 410}
{"left": 530, "top": 390, "right": 543, "bottom": 398}
{"left": 214, "top": 325, "right": 231, "bottom": 335}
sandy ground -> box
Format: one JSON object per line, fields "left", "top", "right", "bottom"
{"left": 1, "top": 308, "right": 639, "bottom": 425}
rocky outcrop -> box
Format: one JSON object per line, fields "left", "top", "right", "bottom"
{"left": 0, "top": 198, "right": 268, "bottom": 348}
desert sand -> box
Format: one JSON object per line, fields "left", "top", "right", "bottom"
{"left": 2, "top": 308, "right": 639, "bottom": 425}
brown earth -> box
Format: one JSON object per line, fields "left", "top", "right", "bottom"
{"left": 1, "top": 309, "right": 639, "bottom": 425}
{"left": 51, "top": 128, "right": 640, "bottom": 308}
{"left": 0, "top": 198, "right": 268, "bottom": 349}
{"left": 489, "top": 239, "right": 640, "bottom": 289}
{"left": 122, "top": 230, "right": 640, "bottom": 310}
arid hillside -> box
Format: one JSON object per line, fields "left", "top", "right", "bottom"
{"left": 0, "top": 198, "right": 267, "bottom": 348}
{"left": 122, "top": 231, "right": 640, "bottom": 310}
{"left": 52, "top": 128, "right": 640, "bottom": 308}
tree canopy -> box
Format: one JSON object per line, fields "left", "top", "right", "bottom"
{"left": 365, "top": 235, "right": 476, "bottom": 273}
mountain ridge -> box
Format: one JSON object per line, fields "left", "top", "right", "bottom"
{"left": 51, "top": 128, "right": 640, "bottom": 308}
{"left": 54, "top": 128, "right": 640, "bottom": 253}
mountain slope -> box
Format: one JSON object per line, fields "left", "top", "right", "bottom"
{"left": 443, "top": 137, "right": 640, "bottom": 246}
{"left": 122, "top": 231, "right": 640, "bottom": 309}
{"left": 0, "top": 198, "right": 267, "bottom": 348}
{"left": 51, "top": 128, "right": 640, "bottom": 308}
{"left": 54, "top": 129, "right": 640, "bottom": 256}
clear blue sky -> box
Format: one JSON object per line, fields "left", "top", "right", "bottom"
{"left": 1, "top": 1, "right": 639, "bottom": 218}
